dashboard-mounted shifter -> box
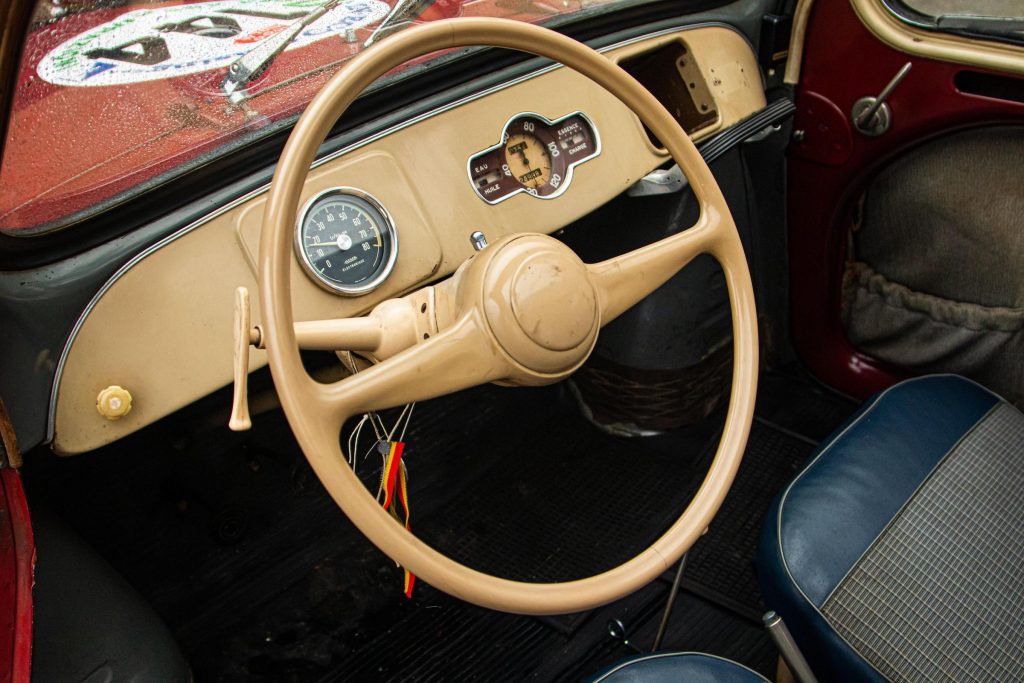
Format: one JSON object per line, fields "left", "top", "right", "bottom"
{"left": 228, "top": 285, "right": 438, "bottom": 431}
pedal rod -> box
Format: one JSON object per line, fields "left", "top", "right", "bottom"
{"left": 651, "top": 552, "right": 687, "bottom": 651}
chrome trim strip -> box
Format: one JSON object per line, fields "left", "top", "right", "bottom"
{"left": 465, "top": 110, "right": 602, "bottom": 205}
{"left": 45, "top": 20, "right": 749, "bottom": 442}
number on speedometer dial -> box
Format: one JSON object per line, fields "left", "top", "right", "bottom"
{"left": 294, "top": 188, "right": 398, "bottom": 295}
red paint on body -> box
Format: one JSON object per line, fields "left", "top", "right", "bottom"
{"left": 0, "top": 470, "right": 34, "bottom": 683}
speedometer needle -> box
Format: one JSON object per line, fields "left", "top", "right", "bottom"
{"left": 306, "top": 233, "right": 353, "bottom": 252}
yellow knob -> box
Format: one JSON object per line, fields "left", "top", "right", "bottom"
{"left": 96, "top": 386, "right": 132, "bottom": 420}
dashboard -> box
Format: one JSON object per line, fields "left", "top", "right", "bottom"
{"left": 50, "top": 24, "right": 765, "bottom": 455}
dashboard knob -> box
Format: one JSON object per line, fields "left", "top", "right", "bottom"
{"left": 96, "top": 385, "right": 133, "bottom": 420}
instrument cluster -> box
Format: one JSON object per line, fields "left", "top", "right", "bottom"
{"left": 468, "top": 112, "right": 600, "bottom": 204}
{"left": 294, "top": 112, "right": 600, "bottom": 296}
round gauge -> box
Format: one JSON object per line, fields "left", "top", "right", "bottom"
{"left": 294, "top": 188, "right": 398, "bottom": 296}
{"left": 503, "top": 132, "right": 552, "bottom": 190}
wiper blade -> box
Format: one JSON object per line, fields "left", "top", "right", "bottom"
{"left": 363, "top": 0, "right": 439, "bottom": 47}
{"left": 222, "top": 0, "right": 343, "bottom": 103}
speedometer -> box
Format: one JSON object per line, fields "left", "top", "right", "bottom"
{"left": 294, "top": 188, "right": 398, "bottom": 296}
{"left": 503, "top": 132, "right": 552, "bottom": 189}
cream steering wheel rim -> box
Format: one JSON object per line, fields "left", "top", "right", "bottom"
{"left": 259, "top": 18, "right": 759, "bottom": 615}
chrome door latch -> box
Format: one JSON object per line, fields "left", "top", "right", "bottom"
{"left": 851, "top": 62, "right": 912, "bottom": 136}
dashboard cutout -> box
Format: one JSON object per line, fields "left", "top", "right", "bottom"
{"left": 620, "top": 40, "right": 718, "bottom": 147}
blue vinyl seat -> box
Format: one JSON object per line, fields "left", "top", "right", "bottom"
{"left": 586, "top": 652, "right": 768, "bottom": 682}
{"left": 757, "top": 375, "right": 1024, "bottom": 682}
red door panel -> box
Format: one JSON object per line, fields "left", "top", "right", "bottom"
{"left": 788, "top": 0, "right": 1024, "bottom": 398}
{"left": 0, "top": 469, "right": 33, "bottom": 683}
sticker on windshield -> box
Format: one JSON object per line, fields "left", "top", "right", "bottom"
{"left": 38, "top": 0, "right": 390, "bottom": 87}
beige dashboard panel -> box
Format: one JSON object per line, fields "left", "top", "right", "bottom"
{"left": 850, "top": 0, "right": 1024, "bottom": 77}
{"left": 610, "top": 27, "right": 767, "bottom": 146}
{"left": 52, "top": 24, "right": 766, "bottom": 455}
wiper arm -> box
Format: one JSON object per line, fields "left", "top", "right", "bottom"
{"left": 363, "top": 0, "right": 439, "bottom": 48}
{"left": 222, "top": 0, "right": 343, "bottom": 103}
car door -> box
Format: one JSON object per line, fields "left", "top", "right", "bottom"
{"left": 0, "top": 400, "right": 33, "bottom": 683}
{"left": 785, "top": 0, "right": 1024, "bottom": 403}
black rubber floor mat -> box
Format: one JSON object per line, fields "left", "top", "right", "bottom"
{"left": 416, "top": 409, "right": 718, "bottom": 584}
{"left": 571, "top": 591, "right": 778, "bottom": 681}
{"left": 320, "top": 586, "right": 558, "bottom": 683}
{"left": 25, "top": 365, "right": 859, "bottom": 682}
{"left": 683, "top": 420, "right": 815, "bottom": 618}
{"left": 755, "top": 367, "right": 859, "bottom": 442}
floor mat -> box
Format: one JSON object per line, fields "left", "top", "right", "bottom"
{"left": 682, "top": 420, "right": 816, "bottom": 619}
{"left": 416, "top": 407, "right": 719, "bottom": 583}
{"left": 25, "top": 364, "right": 858, "bottom": 681}
{"left": 569, "top": 591, "right": 780, "bottom": 681}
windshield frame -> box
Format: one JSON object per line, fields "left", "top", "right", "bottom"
{"left": 880, "top": 0, "right": 1024, "bottom": 47}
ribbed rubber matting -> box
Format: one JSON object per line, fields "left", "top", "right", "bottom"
{"left": 323, "top": 588, "right": 559, "bottom": 682}
{"left": 684, "top": 420, "right": 816, "bottom": 617}
{"left": 321, "top": 392, "right": 835, "bottom": 681}
{"left": 29, "top": 366, "right": 857, "bottom": 682}
{"left": 414, "top": 406, "right": 816, "bottom": 617}
{"left": 416, "top": 407, "right": 718, "bottom": 583}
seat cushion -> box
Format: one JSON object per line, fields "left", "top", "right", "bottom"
{"left": 757, "top": 374, "right": 1024, "bottom": 682}
{"left": 587, "top": 653, "right": 768, "bottom": 683}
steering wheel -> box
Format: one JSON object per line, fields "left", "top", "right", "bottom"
{"left": 258, "top": 18, "right": 758, "bottom": 615}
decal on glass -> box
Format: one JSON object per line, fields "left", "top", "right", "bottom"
{"left": 38, "top": 0, "right": 390, "bottom": 87}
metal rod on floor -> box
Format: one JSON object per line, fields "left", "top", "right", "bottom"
{"left": 763, "top": 611, "right": 819, "bottom": 683}
{"left": 651, "top": 552, "right": 687, "bottom": 651}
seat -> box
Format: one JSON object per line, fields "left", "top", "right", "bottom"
{"left": 32, "top": 509, "right": 191, "bottom": 682}
{"left": 757, "top": 374, "right": 1024, "bottom": 682}
{"left": 587, "top": 652, "right": 768, "bottom": 682}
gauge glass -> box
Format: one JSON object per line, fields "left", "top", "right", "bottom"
{"left": 504, "top": 132, "right": 552, "bottom": 189}
{"left": 295, "top": 189, "right": 397, "bottom": 295}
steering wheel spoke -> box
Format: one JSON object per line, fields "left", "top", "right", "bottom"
{"left": 588, "top": 207, "right": 723, "bottom": 327}
{"left": 314, "top": 312, "right": 510, "bottom": 426}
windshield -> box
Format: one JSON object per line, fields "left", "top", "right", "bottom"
{"left": 1, "top": 0, "right": 633, "bottom": 235}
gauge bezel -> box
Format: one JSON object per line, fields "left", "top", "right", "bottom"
{"left": 467, "top": 111, "right": 602, "bottom": 205}
{"left": 294, "top": 187, "right": 399, "bottom": 296}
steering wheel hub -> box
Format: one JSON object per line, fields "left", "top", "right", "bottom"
{"left": 481, "top": 235, "right": 599, "bottom": 376}
{"left": 512, "top": 254, "right": 596, "bottom": 351}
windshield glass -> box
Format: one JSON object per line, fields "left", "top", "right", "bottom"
{"left": 1, "top": 0, "right": 633, "bottom": 235}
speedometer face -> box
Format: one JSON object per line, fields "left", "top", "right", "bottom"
{"left": 294, "top": 188, "right": 397, "bottom": 295}
{"left": 504, "top": 132, "right": 552, "bottom": 189}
